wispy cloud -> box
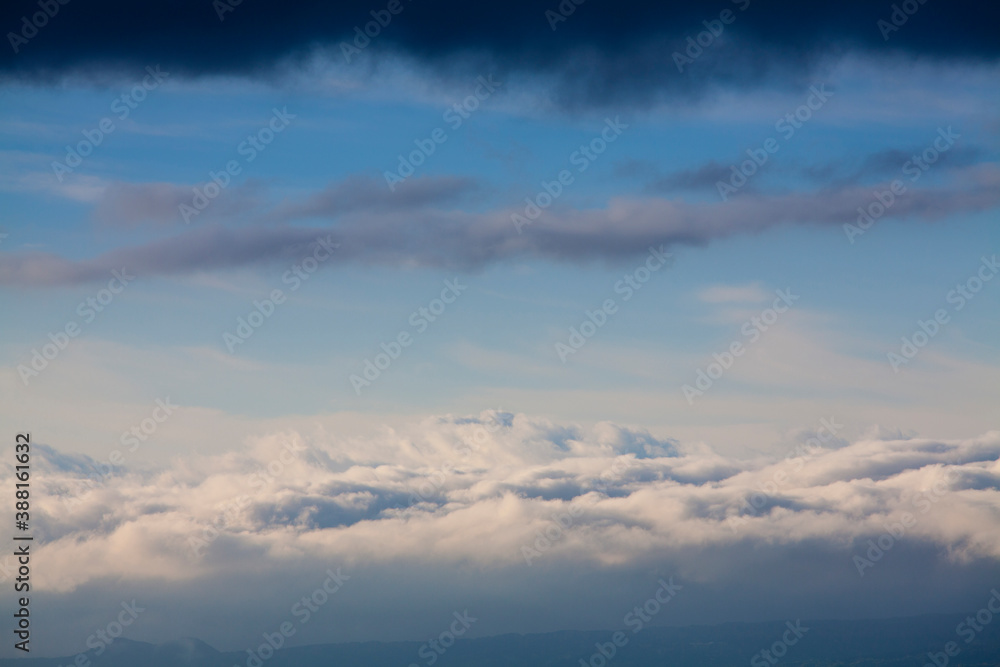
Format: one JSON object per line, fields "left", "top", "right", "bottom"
{"left": 3, "top": 165, "right": 998, "bottom": 286}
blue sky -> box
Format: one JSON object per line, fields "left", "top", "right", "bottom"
{"left": 2, "top": 59, "right": 998, "bottom": 455}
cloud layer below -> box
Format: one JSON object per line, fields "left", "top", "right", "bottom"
{"left": 6, "top": 412, "right": 999, "bottom": 651}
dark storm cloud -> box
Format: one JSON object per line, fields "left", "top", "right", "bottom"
{"left": 1, "top": 0, "right": 997, "bottom": 104}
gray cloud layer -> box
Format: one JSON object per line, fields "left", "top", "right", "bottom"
{"left": 3, "top": 164, "right": 998, "bottom": 286}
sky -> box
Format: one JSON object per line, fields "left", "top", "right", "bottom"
{"left": 0, "top": 0, "right": 999, "bottom": 658}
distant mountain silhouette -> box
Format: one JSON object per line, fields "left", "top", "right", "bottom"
{"left": 153, "top": 638, "right": 223, "bottom": 665}
{"left": 5, "top": 614, "right": 999, "bottom": 666}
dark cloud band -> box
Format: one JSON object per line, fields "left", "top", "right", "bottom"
{"left": 1, "top": 0, "right": 997, "bottom": 104}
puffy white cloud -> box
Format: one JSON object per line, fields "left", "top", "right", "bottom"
{"left": 4, "top": 414, "right": 999, "bottom": 652}
{"left": 11, "top": 414, "right": 999, "bottom": 587}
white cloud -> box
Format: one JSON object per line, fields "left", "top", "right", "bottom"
{"left": 9, "top": 413, "right": 998, "bottom": 587}
{"left": 4, "top": 412, "right": 999, "bottom": 652}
